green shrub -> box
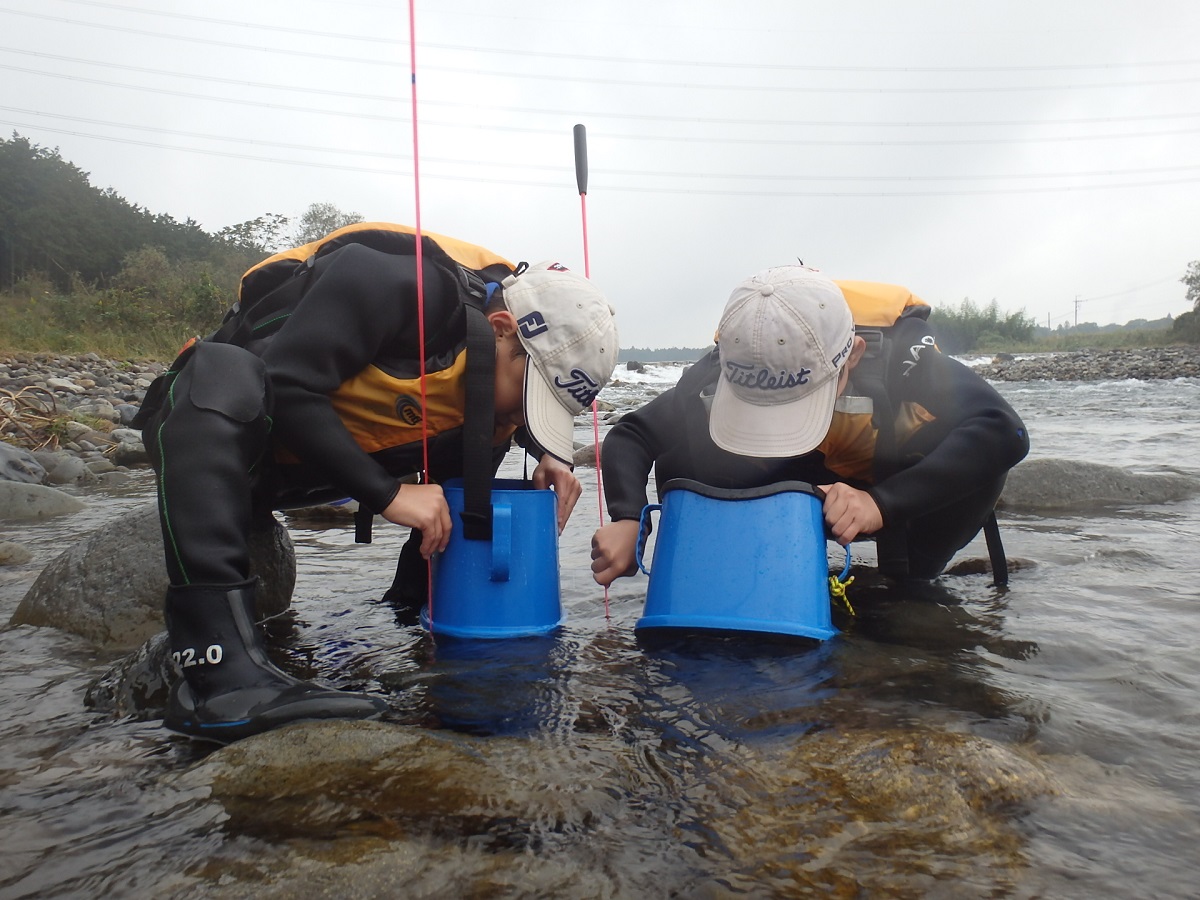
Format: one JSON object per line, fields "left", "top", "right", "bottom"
{"left": 1172, "top": 310, "right": 1200, "bottom": 343}
{"left": 929, "top": 298, "right": 1037, "bottom": 354}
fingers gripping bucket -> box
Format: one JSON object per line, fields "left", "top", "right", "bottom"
{"left": 635, "top": 479, "right": 837, "bottom": 641}
{"left": 423, "top": 478, "right": 562, "bottom": 638}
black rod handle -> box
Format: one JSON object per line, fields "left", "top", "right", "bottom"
{"left": 573, "top": 123, "right": 588, "bottom": 195}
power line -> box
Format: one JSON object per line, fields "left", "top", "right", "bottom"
{"left": 8, "top": 106, "right": 1200, "bottom": 185}
{"left": 7, "top": 119, "right": 1200, "bottom": 198}
{"left": 0, "top": 47, "right": 406, "bottom": 104}
{"left": 7, "top": 45, "right": 1200, "bottom": 131}
{"left": 7, "top": 64, "right": 1200, "bottom": 149}
{"left": 5, "top": 6, "right": 1200, "bottom": 94}
{"left": 41, "top": 0, "right": 1200, "bottom": 74}
{"left": 1045, "top": 273, "right": 1188, "bottom": 326}
{"left": 1079, "top": 273, "right": 1186, "bottom": 303}
{"left": 0, "top": 6, "right": 406, "bottom": 69}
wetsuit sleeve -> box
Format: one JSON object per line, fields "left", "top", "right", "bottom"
{"left": 867, "top": 317, "right": 1030, "bottom": 526}
{"left": 601, "top": 384, "right": 688, "bottom": 522}
{"left": 260, "top": 243, "right": 461, "bottom": 513}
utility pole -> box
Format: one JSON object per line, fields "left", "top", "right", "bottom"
{"left": 1074, "top": 294, "right": 1081, "bottom": 327}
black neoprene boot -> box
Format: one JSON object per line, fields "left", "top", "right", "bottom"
{"left": 163, "top": 582, "right": 386, "bottom": 742}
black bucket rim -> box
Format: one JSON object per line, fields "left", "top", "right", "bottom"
{"left": 659, "top": 478, "right": 822, "bottom": 503}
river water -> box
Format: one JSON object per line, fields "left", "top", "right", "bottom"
{"left": 1, "top": 362, "right": 1198, "bottom": 898}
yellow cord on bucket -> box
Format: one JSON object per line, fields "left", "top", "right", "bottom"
{"left": 830, "top": 544, "right": 855, "bottom": 617}
{"left": 829, "top": 573, "right": 855, "bottom": 617}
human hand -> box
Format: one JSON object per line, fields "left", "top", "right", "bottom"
{"left": 590, "top": 519, "right": 642, "bottom": 587}
{"left": 817, "top": 482, "right": 883, "bottom": 546}
{"left": 532, "top": 454, "right": 582, "bottom": 533}
{"left": 380, "top": 483, "right": 453, "bottom": 558}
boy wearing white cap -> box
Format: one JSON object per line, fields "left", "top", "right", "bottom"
{"left": 137, "top": 224, "right": 618, "bottom": 741}
{"left": 591, "top": 265, "right": 1027, "bottom": 588}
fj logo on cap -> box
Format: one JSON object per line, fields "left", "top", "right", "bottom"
{"left": 518, "top": 311, "right": 548, "bottom": 339}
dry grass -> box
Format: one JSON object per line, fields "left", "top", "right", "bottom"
{"left": 0, "top": 385, "right": 73, "bottom": 451}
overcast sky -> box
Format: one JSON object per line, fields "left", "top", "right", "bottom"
{"left": 4, "top": 0, "right": 1199, "bottom": 347}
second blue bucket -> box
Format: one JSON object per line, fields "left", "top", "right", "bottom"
{"left": 423, "top": 478, "right": 562, "bottom": 638}
{"left": 636, "top": 479, "right": 837, "bottom": 641}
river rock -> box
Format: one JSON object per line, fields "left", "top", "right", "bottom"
{"left": 0, "top": 481, "right": 86, "bottom": 519}
{"left": 8, "top": 503, "right": 296, "bottom": 651}
{"left": 0, "top": 541, "right": 33, "bottom": 566}
{"left": 176, "top": 719, "right": 620, "bottom": 841}
{"left": 572, "top": 444, "right": 600, "bottom": 468}
{"left": 85, "top": 631, "right": 173, "bottom": 717}
{"left": 702, "top": 726, "right": 1060, "bottom": 891}
{"left": 999, "top": 458, "right": 1199, "bottom": 511}
{"left": 45, "top": 455, "right": 94, "bottom": 486}
{"left": 0, "top": 442, "right": 46, "bottom": 484}
{"left": 166, "top": 718, "right": 1061, "bottom": 897}
{"left": 170, "top": 719, "right": 628, "bottom": 896}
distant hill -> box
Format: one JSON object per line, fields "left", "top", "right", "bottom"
{"left": 619, "top": 346, "right": 711, "bottom": 363}
{"left": 1033, "top": 316, "right": 1174, "bottom": 336}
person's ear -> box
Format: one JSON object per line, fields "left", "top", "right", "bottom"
{"left": 487, "top": 310, "right": 518, "bottom": 340}
{"left": 845, "top": 334, "right": 867, "bottom": 371}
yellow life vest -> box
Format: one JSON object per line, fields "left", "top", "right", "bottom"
{"left": 816, "top": 281, "right": 934, "bottom": 483}
{"left": 326, "top": 350, "right": 516, "bottom": 457}
{"left": 213, "top": 223, "right": 519, "bottom": 462}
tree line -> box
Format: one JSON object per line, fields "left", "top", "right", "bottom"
{"left": 2, "top": 132, "right": 1196, "bottom": 358}
{"left": 0, "top": 133, "right": 362, "bottom": 354}
{"left": 1177, "top": 260, "right": 1200, "bottom": 342}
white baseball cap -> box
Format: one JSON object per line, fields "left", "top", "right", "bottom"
{"left": 501, "top": 261, "right": 619, "bottom": 465}
{"left": 709, "top": 266, "right": 854, "bottom": 458}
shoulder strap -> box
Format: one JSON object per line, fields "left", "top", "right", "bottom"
{"left": 459, "top": 304, "right": 496, "bottom": 541}
{"left": 848, "top": 326, "right": 899, "bottom": 478}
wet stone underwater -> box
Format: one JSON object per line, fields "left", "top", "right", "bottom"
{"left": 2, "top": 374, "right": 1200, "bottom": 898}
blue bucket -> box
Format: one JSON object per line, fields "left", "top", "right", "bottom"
{"left": 422, "top": 478, "right": 562, "bottom": 638}
{"left": 635, "top": 479, "right": 838, "bottom": 641}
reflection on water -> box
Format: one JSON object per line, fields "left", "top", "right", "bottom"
{"left": 2, "top": 378, "right": 1200, "bottom": 896}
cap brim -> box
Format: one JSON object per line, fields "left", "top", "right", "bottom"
{"left": 708, "top": 374, "right": 838, "bottom": 459}
{"left": 523, "top": 362, "right": 577, "bottom": 465}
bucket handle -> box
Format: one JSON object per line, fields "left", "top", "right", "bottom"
{"left": 490, "top": 502, "right": 512, "bottom": 582}
{"left": 635, "top": 503, "right": 661, "bottom": 575}
{"left": 635, "top": 502, "right": 854, "bottom": 585}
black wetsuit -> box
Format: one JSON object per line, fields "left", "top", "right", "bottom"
{"left": 141, "top": 242, "right": 523, "bottom": 590}
{"left": 602, "top": 315, "right": 1030, "bottom": 578}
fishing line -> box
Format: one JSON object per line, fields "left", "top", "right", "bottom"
{"left": 574, "top": 123, "right": 610, "bottom": 620}
{"left": 407, "top": 0, "right": 434, "bottom": 623}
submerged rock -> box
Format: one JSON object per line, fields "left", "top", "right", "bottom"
{"left": 999, "top": 458, "right": 1199, "bottom": 511}
{"left": 167, "top": 718, "right": 1063, "bottom": 897}
{"left": 9, "top": 503, "right": 296, "bottom": 652}
{"left": 176, "top": 719, "right": 621, "bottom": 844}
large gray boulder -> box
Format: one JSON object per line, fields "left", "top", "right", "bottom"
{"left": 9, "top": 503, "right": 295, "bottom": 652}
{"left": 999, "top": 458, "right": 1199, "bottom": 511}
{"left": 0, "top": 481, "right": 86, "bottom": 520}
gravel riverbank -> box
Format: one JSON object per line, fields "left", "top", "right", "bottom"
{"left": 970, "top": 345, "right": 1200, "bottom": 381}
{"left": 2, "top": 346, "right": 1199, "bottom": 477}
{"left": 0, "top": 352, "right": 164, "bottom": 485}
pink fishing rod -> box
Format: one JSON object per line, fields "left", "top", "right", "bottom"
{"left": 407, "top": 0, "right": 435, "bottom": 621}
{"left": 574, "top": 123, "right": 610, "bottom": 619}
